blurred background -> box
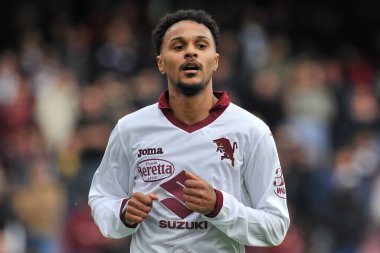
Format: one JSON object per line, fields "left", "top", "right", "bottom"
{"left": 0, "top": 0, "right": 380, "bottom": 252}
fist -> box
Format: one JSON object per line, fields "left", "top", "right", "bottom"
{"left": 183, "top": 171, "right": 216, "bottom": 215}
{"left": 124, "top": 192, "right": 158, "bottom": 225}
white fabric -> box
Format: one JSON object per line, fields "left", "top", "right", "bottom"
{"left": 89, "top": 102, "right": 290, "bottom": 253}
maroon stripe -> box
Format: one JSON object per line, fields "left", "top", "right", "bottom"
{"left": 119, "top": 198, "right": 138, "bottom": 228}
{"left": 161, "top": 198, "right": 194, "bottom": 219}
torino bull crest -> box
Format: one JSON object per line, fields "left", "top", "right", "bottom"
{"left": 213, "top": 137, "right": 238, "bottom": 167}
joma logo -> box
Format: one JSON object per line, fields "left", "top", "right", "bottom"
{"left": 138, "top": 147, "right": 164, "bottom": 158}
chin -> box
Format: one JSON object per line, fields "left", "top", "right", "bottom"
{"left": 175, "top": 81, "right": 207, "bottom": 96}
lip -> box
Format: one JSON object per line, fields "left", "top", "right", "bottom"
{"left": 182, "top": 69, "right": 199, "bottom": 74}
{"left": 180, "top": 60, "right": 202, "bottom": 74}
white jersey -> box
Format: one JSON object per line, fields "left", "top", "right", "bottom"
{"left": 89, "top": 91, "right": 289, "bottom": 253}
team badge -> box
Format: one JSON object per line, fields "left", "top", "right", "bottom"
{"left": 213, "top": 137, "right": 238, "bottom": 167}
{"left": 273, "top": 168, "right": 286, "bottom": 199}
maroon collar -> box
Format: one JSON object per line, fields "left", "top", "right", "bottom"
{"left": 158, "top": 90, "right": 230, "bottom": 133}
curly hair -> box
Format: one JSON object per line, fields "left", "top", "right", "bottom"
{"left": 152, "top": 9, "right": 220, "bottom": 55}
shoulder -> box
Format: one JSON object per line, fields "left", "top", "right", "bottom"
{"left": 223, "top": 103, "right": 270, "bottom": 134}
{"left": 116, "top": 103, "right": 161, "bottom": 131}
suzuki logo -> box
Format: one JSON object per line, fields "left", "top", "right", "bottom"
{"left": 160, "top": 171, "right": 193, "bottom": 219}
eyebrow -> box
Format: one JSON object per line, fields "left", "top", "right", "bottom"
{"left": 169, "top": 35, "right": 210, "bottom": 43}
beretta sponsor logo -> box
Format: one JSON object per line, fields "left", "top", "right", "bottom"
{"left": 137, "top": 159, "right": 174, "bottom": 182}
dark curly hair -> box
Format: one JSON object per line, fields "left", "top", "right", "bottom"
{"left": 152, "top": 9, "right": 220, "bottom": 55}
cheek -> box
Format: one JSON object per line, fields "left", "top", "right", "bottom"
{"left": 163, "top": 57, "right": 179, "bottom": 73}
{"left": 166, "top": 61, "right": 178, "bottom": 70}
{"left": 205, "top": 59, "right": 217, "bottom": 74}
{"left": 164, "top": 61, "right": 177, "bottom": 74}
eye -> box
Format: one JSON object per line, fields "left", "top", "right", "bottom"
{"left": 173, "top": 45, "right": 184, "bottom": 51}
{"left": 197, "top": 43, "right": 207, "bottom": 49}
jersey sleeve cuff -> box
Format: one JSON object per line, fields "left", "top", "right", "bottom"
{"left": 205, "top": 189, "right": 223, "bottom": 218}
{"left": 119, "top": 198, "right": 138, "bottom": 228}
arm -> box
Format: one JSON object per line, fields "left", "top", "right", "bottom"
{"left": 203, "top": 130, "right": 290, "bottom": 246}
{"left": 88, "top": 123, "right": 137, "bottom": 238}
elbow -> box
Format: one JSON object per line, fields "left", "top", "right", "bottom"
{"left": 98, "top": 227, "right": 112, "bottom": 238}
{"left": 269, "top": 215, "right": 290, "bottom": 246}
{"left": 100, "top": 228, "right": 121, "bottom": 239}
{"left": 97, "top": 222, "right": 127, "bottom": 239}
{"left": 91, "top": 215, "right": 114, "bottom": 239}
{"left": 269, "top": 234, "right": 285, "bottom": 247}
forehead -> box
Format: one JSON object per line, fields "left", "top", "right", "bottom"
{"left": 163, "top": 20, "right": 214, "bottom": 43}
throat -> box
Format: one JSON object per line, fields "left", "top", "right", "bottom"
{"left": 169, "top": 93, "right": 219, "bottom": 125}
{"left": 175, "top": 108, "right": 209, "bottom": 125}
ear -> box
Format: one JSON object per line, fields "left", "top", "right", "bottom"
{"left": 213, "top": 53, "right": 220, "bottom": 72}
{"left": 156, "top": 55, "right": 165, "bottom": 74}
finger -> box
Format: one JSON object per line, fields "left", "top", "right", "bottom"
{"left": 133, "top": 192, "right": 155, "bottom": 205}
{"left": 184, "top": 179, "right": 204, "bottom": 188}
{"left": 126, "top": 205, "right": 150, "bottom": 218}
{"left": 183, "top": 194, "right": 202, "bottom": 205}
{"left": 183, "top": 187, "right": 204, "bottom": 198}
{"left": 128, "top": 198, "right": 153, "bottom": 213}
{"left": 125, "top": 213, "right": 144, "bottom": 224}
{"left": 185, "top": 171, "right": 201, "bottom": 180}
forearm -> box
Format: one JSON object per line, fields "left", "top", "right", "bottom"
{"left": 89, "top": 192, "right": 139, "bottom": 238}
{"left": 203, "top": 191, "right": 290, "bottom": 246}
{"left": 88, "top": 123, "right": 137, "bottom": 238}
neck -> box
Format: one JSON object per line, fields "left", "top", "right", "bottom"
{"left": 168, "top": 85, "right": 218, "bottom": 125}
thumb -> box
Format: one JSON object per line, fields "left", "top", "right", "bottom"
{"left": 148, "top": 192, "right": 159, "bottom": 200}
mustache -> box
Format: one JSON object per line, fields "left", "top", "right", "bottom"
{"left": 180, "top": 60, "right": 202, "bottom": 71}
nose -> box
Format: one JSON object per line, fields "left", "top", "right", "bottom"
{"left": 184, "top": 44, "right": 198, "bottom": 59}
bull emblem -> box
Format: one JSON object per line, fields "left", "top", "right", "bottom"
{"left": 213, "top": 138, "right": 238, "bottom": 167}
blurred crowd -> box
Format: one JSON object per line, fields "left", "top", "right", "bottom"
{"left": 0, "top": 1, "right": 380, "bottom": 253}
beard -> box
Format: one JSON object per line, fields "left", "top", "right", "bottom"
{"left": 175, "top": 80, "right": 207, "bottom": 96}
{"left": 173, "top": 59, "right": 208, "bottom": 96}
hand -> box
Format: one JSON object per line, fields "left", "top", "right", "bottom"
{"left": 183, "top": 171, "right": 216, "bottom": 215}
{"left": 124, "top": 192, "right": 158, "bottom": 225}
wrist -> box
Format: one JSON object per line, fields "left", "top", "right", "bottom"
{"left": 205, "top": 189, "right": 223, "bottom": 218}
{"left": 119, "top": 198, "right": 138, "bottom": 228}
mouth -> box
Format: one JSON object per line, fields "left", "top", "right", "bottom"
{"left": 180, "top": 61, "right": 202, "bottom": 74}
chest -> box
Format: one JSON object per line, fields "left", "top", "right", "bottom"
{"left": 128, "top": 128, "right": 244, "bottom": 193}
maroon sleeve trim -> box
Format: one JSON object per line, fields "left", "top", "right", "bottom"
{"left": 206, "top": 189, "right": 223, "bottom": 218}
{"left": 119, "top": 198, "right": 138, "bottom": 228}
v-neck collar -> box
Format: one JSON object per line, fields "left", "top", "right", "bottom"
{"left": 158, "top": 90, "right": 230, "bottom": 133}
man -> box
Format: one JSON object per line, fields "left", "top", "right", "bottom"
{"left": 89, "top": 9, "right": 289, "bottom": 252}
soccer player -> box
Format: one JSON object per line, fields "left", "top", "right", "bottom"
{"left": 88, "top": 9, "right": 290, "bottom": 252}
